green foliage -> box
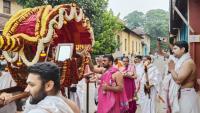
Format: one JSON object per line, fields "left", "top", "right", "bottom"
{"left": 93, "top": 11, "right": 123, "bottom": 55}
{"left": 145, "top": 9, "right": 169, "bottom": 51}
{"left": 16, "top": 0, "right": 123, "bottom": 55}
{"left": 144, "top": 9, "right": 169, "bottom": 38}
{"left": 124, "top": 9, "right": 169, "bottom": 51}
{"left": 16, "top": 0, "right": 45, "bottom": 7}
{"left": 124, "top": 11, "right": 144, "bottom": 29}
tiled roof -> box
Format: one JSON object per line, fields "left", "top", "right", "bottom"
{"left": 124, "top": 26, "right": 143, "bottom": 39}
{"left": 132, "top": 27, "right": 146, "bottom": 35}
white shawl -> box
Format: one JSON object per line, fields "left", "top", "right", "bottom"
{"left": 167, "top": 53, "right": 191, "bottom": 113}
{"left": 24, "top": 96, "right": 74, "bottom": 113}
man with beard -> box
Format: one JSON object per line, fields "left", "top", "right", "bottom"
{"left": 22, "top": 62, "right": 79, "bottom": 113}
{"left": 168, "top": 41, "right": 200, "bottom": 113}
{"left": 87, "top": 55, "right": 127, "bottom": 113}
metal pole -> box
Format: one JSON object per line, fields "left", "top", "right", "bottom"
{"left": 86, "top": 77, "right": 89, "bottom": 113}
{"left": 84, "top": 73, "right": 93, "bottom": 113}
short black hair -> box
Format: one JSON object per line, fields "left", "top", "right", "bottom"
{"left": 27, "top": 62, "right": 60, "bottom": 93}
{"left": 144, "top": 55, "right": 152, "bottom": 61}
{"left": 103, "top": 55, "right": 114, "bottom": 63}
{"left": 114, "top": 58, "right": 119, "bottom": 62}
{"left": 135, "top": 55, "right": 142, "bottom": 60}
{"left": 174, "top": 41, "right": 188, "bottom": 53}
{"left": 123, "top": 56, "right": 129, "bottom": 61}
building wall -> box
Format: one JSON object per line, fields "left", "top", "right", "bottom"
{"left": 0, "top": 0, "right": 22, "bottom": 15}
{"left": 11, "top": 0, "right": 23, "bottom": 15}
{"left": 132, "top": 35, "right": 142, "bottom": 55}
{"left": 142, "top": 35, "right": 151, "bottom": 55}
{"left": 113, "top": 30, "right": 143, "bottom": 58}
{"left": 0, "top": 0, "right": 22, "bottom": 31}
{"left": 146, "top": 36, "right": 151, "bottom": 53}
{"left": 189, "top": 0, "right": 200, "bottom": 79}
{"left": 0, "top": 0, "right": 2, "bottom": 13}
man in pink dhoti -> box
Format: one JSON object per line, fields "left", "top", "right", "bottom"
{"left": 121, "top": 57, "right": 137, "bottom": 113}
{"left": 88, "top": 55, "right": 128, "bottom": 113}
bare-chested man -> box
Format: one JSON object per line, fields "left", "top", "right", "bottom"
{"left": 168, "top": 41, "right": 200, "bottom": 113}
{"left": 87, "top": 54, "right": 126, "bottom": 113}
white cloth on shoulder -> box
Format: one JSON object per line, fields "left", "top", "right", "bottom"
{"left": 23, "top": 96, "right": 74, "bottom": 113}
{"left": 139, "top": 64, "right": 162, "bottom": 113}
{"left": 135, "top": 63, "right": 144, "bottom": 104}
{"left": 166, "top": 53, "right": 192, "bottom": 113}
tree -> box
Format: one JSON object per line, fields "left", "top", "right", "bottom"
{"left": 16, "top": 0, "right": 123, "bottom": 55}
{"left": 144, "top": 9, "right": 169, "bottom": 50}
{"left": 124, "top": 9, "right": 169, "bottom": 51}
{"left": 93, "top": 11, "right": 123, "bottom": 55}
{"left": 123, "top": 11, "right": 144, "bottom": 29}
{"left": 144, "top": 9, "right": 169, "bottom": 39}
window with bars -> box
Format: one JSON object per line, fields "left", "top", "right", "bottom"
{"left": 136, "top": 41, "right": 137, "bottom": 52}
{"left": 3, "top": 0, "right": 11, "bottom": 14}
{"left": 132, "top": 41, "right": 134, "bottom": 53}
{"left": 117, "top": 35, "right": 120, "bottom": 51}
{"left": 125, "top": 39, "right": 127, "bottom": 51}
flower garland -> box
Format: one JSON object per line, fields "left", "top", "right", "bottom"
{"left": 1, "top": 4, "right": 94, "bottom": 66}
{"left": 0, "top": 36, "right": 4, "bottom": 48}
{"left": 35, "top": 6, "right": 45, "bottom": 39}
{"left": 40, "top": 5, "right": 52, "bottom": 37}
{"left": 2, "top": 51, "right": 18, "bottom": 63}
{"left": 19, "top": 39, "right": 44, "bottom": 66}
{"left": 3, "top": 8, "right": 31, "bottom": 36}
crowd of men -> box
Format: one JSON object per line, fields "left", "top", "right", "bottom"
{"left": 86, "top": 40, "right": 200, "bottom": 113}
{"left": 0, "top": 40, "right": 200, "bottom": 113}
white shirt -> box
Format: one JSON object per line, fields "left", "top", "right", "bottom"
{"left": 135, "top": 62, "right": 144, "bottom": 80}
{"left": 0, "top": 71, "right": 17, "bottom": 113}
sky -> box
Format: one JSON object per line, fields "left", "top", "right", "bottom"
{"left": 108, "top": 0, "right": 169, "bottom": 19}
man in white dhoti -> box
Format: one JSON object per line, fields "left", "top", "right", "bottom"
{"left": 153, "top": 39, "right": 177, "bottom": 113}
{"left": 134, "top": 55, "right": 144, "bottom": 104}
{"left": 168, "top": 41, "right": 200, "bottom": 113}
{"left": 139, "top": 56, "right": 162, "bottom": 113}
{"left": 19, "top": 62, "right": 79, "bottom": 113}
{"left": 159, "top": 54, "right": 179, "bottom": 113}
{"left": 134, "top": 55, "right": 144, "bottom": 80}
{"left": 0, "top": 61, "right": 17, "bottom": 113}
{"left": 67, "top": 84, "right": 81, "bottom": 109}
